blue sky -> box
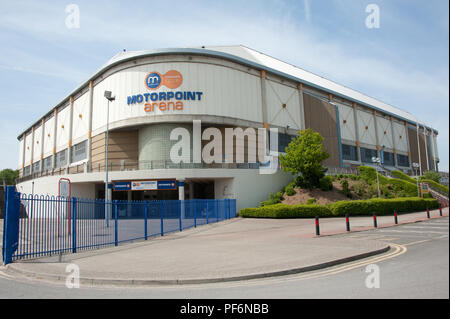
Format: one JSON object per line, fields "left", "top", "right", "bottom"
{"left": 0, "top": 0, "right": 448, "bottom": 171}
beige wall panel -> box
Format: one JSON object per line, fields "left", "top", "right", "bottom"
{"left": 56, "top": 105, "right": 71, "bottom": 152}
{"left": 376, "top": 115, "right": 393, "bottom": 149}
{"left": 18, "top": 138, "right": 24, "bottom": 169}
{"left": 24, "top": 132, "right": 32, "bottom": 165}
{"left": 266, "top": 80, "right": 301, "bottom": 130}
{"left": 32, "top": 125, "right": 43, "bottom": 163}
{"left": 392, "top": 121, "right": 408, "bottom": 153}
{"left": 72, "top": 91, "right": 90, "bottom": 145}
{"left": 43, "top": 116, "right": 55, "bottom": 157}
{"left": 356, "top": 109, "right": 377, "bottom": 146}
{"left": 336, "top": 102, "right": 356, "bottom": 142}
{"left": 303, "top": 93, "right": 339, "bottom": 167}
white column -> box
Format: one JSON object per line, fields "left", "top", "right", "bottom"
{"left": 52, "top": 108, "right": 58, "bottom": 169}
{"left": 390, "top": 117, "right": 398, "bottom": 167}
{"left": 297, "top": 83, "right": 306, "bottom": 130}
{"left": 416, "top": 123, "right": 422, "bottom": 175}
{"left": 30, "top": 127, "right": 35, "bottom": 174}
{"left": 352, "top": 103, "right": 362, "bottom": 162}
{"left": 372, "top": 110, "right": 381, "bottom": 159}
{"left": 67, "top": 96, "right": 74, "bottom": 168}
{"left": 430, "top": 132, "right": 437, "bottom": 171}
{"left": 21, "top": 133, "right": 26, "bottom": 174}
{"left": 39, "top": 119, "right": 45, "bottom": 173}
{"left": 178, "top": 179, "right": 185, "bottom": 219}
{"left": 86, "top": 81, "right": 94, "bottom": 172}
{"left": 423, "top": 128, "right": 430, "bottom": 171}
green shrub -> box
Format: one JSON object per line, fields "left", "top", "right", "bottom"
{"left": 422, "top": 171, "right": 441, "bottom": 183}
{"left": 340, "top": 179, "right": 352, "bottom": 198}
{"left": 319, "top": 175, "right": 333, "bottom": 191}
{"left": 241, "top": 197, "right": 439, "bottom": 218}
{"left": 359, "top": 166, "right": 418, "bottom": 197}
{"left": 306, "top": 198, "right": 316, "bottom": 204}
{"left": 285, "top": 184, "right": 296, "bottom": 196}
{"left": 330, "top": 197, "right": 439, "bottom": 216}
{"left": 260, "top": 191, "right": 284, "bottom": 206}
{"left": 239, "top": 203, "right": 332, "bottom": 218}
{"left": 391, "top": 170, "right": 416, "bottom": 183}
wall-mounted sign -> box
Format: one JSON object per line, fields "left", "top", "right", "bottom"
{"left": 131, "top": 181, "right": 157, "bottom": 191}
{"left": 114, "top": 182, "right": 131, "bottom": 191}
{"left": 126, "top": 69, "right": 203, "bottom": 114}
{"left": 157, "top": 180, "right": 177, "bottom": 190}
{"left": 114, "top": 180, "right": 178, "bottom": 191}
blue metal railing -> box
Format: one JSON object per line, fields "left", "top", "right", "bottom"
{"left": 2, "top": 189, "right": 236, "bottom": 264}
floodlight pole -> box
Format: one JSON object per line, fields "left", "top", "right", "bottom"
{"left": 104, "top": 91, "right": 115, "bottom": 228}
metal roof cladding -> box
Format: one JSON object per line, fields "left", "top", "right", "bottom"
{"left": 17, "top": 45, "right": 436, "bottom": 139}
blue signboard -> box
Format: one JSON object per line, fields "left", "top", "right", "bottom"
{"left": 114, "top": 182, "right": 132, "bottom": 191}
{"left": 157, "top": 180, "right": 177, "bottom": 190}
{"left": 114, "top": 181, "right": 177, "bottom": 191}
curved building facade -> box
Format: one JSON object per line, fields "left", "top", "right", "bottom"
{"left": 16, "top": 45, "right": 440, "bottom": 210}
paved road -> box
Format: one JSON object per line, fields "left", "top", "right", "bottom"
{"left": 0, "top": 217, "right": 447, "bottom": 298}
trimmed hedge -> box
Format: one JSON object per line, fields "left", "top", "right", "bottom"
{"left": 239, "top": 204, "right": 332, "bottom": 218}
{"left": 239, "top": 197, "right": 439, "bottom": 218}
{"left": 391, "top": 170, "right": 416, "bottom": 183}
{"left": 330, "top": 197, "right": 439, "bottom": 216}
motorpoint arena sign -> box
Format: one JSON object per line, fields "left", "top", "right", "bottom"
{"left": 127, "top": 70, "right": 203, "bottom": 113}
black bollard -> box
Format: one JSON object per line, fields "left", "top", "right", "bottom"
{"left": 315, "top": 216, "right": 320, "bottom": 236}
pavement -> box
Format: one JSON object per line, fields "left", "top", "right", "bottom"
{"left": 1, "top": 207, "right": 448, "bottom": 287}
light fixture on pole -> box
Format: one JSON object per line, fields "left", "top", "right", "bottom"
{"left": 372, "top": 156, "right": 381, "bottom": 198}
{"left": 412, "top": 162, "right": 420, "bottom": 197}
{"left": 104, "top": 90, "right": 115, "bottom": 227}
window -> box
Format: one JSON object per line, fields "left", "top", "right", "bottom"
{"left": 43, "top": 156, "right": 53, "bottom": 170}
{"left": 397, "top": 154, "right": 409, "bottom": 167}
{"left": 23, "top": 165, "right": 31, "bottom": 176}
{"left": 55, "top": 149, "right": 67, "bottom": 168}
{"left": 342, "top": 144, "right": 358, "bottom": 161}
{"left": 382, "top": 151, "right": 395, "bottom": 166}
{"left": 71, "top": 140, "right": 87, "bottom": 163}
{"left": 360, "top": 147, "right": 378, "bottom": 163}
{"left": 32, "top": 161, "right": 40, "bottom": 173}
{"left": 269, "top": 131, "right": 296, "bottom": 153}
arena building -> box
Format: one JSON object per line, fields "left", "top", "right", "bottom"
{"left": 15, "top": 45, "right": 440, "bottom": 210}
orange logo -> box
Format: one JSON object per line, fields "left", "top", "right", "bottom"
{"left": 145, "top": 70, "right": 183, "bottom": 90}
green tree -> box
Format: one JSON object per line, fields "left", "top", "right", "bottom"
{"left": 279, "top": 129, "right": 330, "bottom": 189}
{"left": 422, "top": 171, "right": 441, "bottom": 183}
{"left": 0, "top": 168, "right": 19, "bottom": 185}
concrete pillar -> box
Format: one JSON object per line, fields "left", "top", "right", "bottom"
{"left": 390, "top": 116, "right": 398, "bottom": 168}
{"left": 260, "top": 70, "right": 268, "bottom": 127}
{"left": 404, "top": 122, "right": 412, "bottom": 171}
{"left": 40, "top": 119, "right": 45, "bottom": 173}
{"left": 416, "top": 123, "right": 422, "bottom": 175}
{"left": 178, "top": 179, "right": 185, "bottom": 219}
{"left": 423, "top": 128, "right": 430, "bottom": 171}
{"left": 430, "top": 132, "right": 437, "bottom": 171}
{"left": 259, "top": 70, "right": 271, "bottom": 158}
{"left": 297, "top": 83, "right": 306, "bottom": 130}
{"left": 52, "top": 108, "right": 58, "bottom": 169}
{"left": 21, "top": 133, "right": 26, "bottom": 174}
{"left": 67, "top": 96, "right": 74, "bottom": 167}
{"left": 30, "top": 127, "right": 35, "bottom": 175}
{"left": 86, "top": 80, "right": 94, "bottom": 172}
{"left": 352, "top": 103, "right": 362, "bottom": 162}
{"left": 373, "top": 110, "right": 381, "bottom": 160}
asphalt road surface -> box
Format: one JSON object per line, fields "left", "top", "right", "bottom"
{"left": 0, "top": 217, "right": 448, "bottom": 299}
